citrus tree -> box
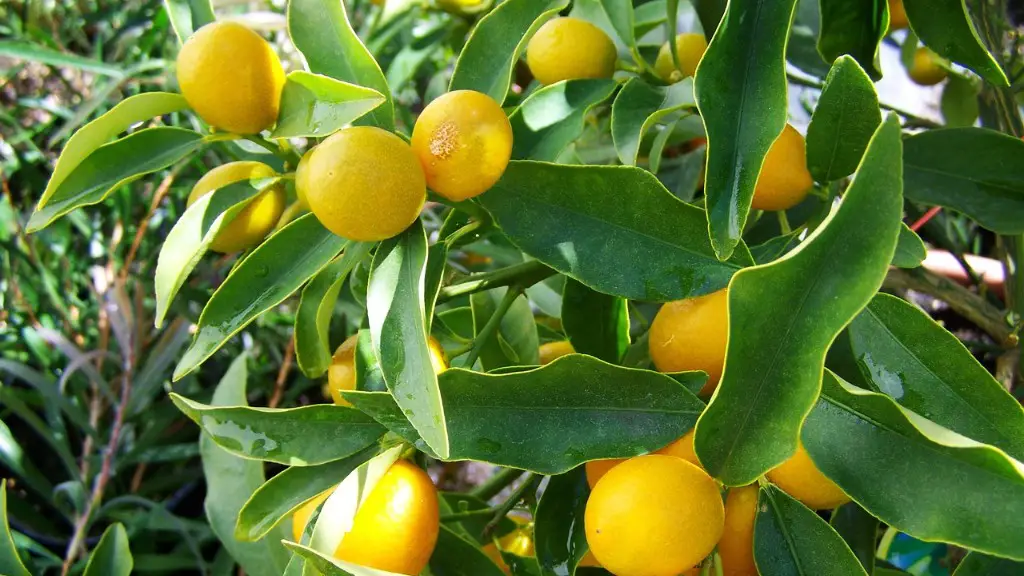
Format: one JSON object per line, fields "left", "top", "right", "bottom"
{"left": 4, "top": 0, "right": 1024, "bottom": 574}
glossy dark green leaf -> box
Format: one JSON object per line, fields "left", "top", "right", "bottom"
{"left": 940, "top": 75, "right": 980, "bottom": 128}
{"left": 754, "top": 485, "right": 868, "bottom": 576}
{"left": 787, "top": 0, "right": 831, "bottom": 78}
{"left": 430, "top": 525, "right": 507, "bottom": 576}
{"left": 171, "top": 395, "right": 385, "bottom": 466}
{"left": 235, "top": 445, "right": 379, "bottom": 542}
{"left": 367, "top": 221, "right": 449, "bottom": 458}
{"left": 345, "top": 355, "right": 704, "bottom": 474}
{"left": 154, "top": 179, "right": 276, "bottom": 327}
{"left": 0, "top": 480, "right": 30, "bottom": 576}
{"left": 295, "top": 243, "right": 373, "bottom": 378}
{"left": 902, "top": 0, "right": 1007, "bottom": 86}
{"left": 425, "top": 243, "right": 448, "bottom": 330}
{"left": 288, "top": 0, "right": 394, "bottom": 129}
{"left": 354, "top": 329, "right": 388, "bottom": 393}
{"left": 174, "top": 215, "right": 348, "bottom": 379}
{"left": 692, "top": 0, "right": 726, "bottom": 36}
{"left": 561, "top": 279, "right": 629, "bottom": 364}
{"left": 282, "top": 541, "right": 407, "bottom": 576}
{"left": 846, "top": 293, "right": 1024, "bottom": 459}
{"left": 611, "top": 78, "right": 697, "bottom": 166}
{"left": 478, "top": 161, "right": 752, "bottom": 302}
{"left": 27, "top": 127, "right": 204, "bottom": 232}
{"left": 695, "top": 116, "right": 903, "bottom": 486}
{"left": 806, "top": 55, "right": 882, "bottom": 183}
{"left": 535, "top": 467, "right": 590, "bottom": 576}
{"left": 509, "top": 80, "right": 618, "bottom": 161}
{"left": 200, "top": 354, "right": 291, "bottom": 576}
{"left": 953, "top": 553, "right": 1024, "bottom": 575}
{"left": 271, "top": 71, "right": 385, "bottom": 139}
{"left": 817, "top": 0, "right": 885, "bottom": 80}
{"left": 470, "top": 287, "right": 540, "bottom": 370}
{"left": 903, "top": 128, "right": 1024, "bottom": 234}
{"left": 83, "top": 524, "right": 132, "bottom": 576}
{"left": 830, "top": 503, "right": 878, "bottom": 573}
{"left": 804, "top": 372, "right": 1024, "bottom": 560}
{"left": 163, "top": 0, "right": 215, "bottom": 43}
{"left": 694, "top": 0, "right": 798, "bottom": 259}
{"left": 891, "top": 224, "right": 926, "bottom": 268}
{"left": 449, "top": 0, "right": 569, "bottom": 103}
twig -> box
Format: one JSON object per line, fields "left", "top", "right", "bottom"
{"left": 481, "top": 473, "right": 541, "bottom": 541}
{"left": 268, "top": 336, "right": 295, "bottom": 409}
{"left": 438, "top": 260, "right": 554, "bottom": 303}
{"left": 470, "top": 467, "right": 526, "bottom": 501}
{"left": 909, "top": 206, "right": 943, "bottom": 232}
{"left": 460, "top": 286, "right": 522, "bottom": 368}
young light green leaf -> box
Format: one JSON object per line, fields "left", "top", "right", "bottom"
{"left": 817, "top": 0, "right": 886, "bottom": 80}
{"left": 28, "top": 127, "right": 204, "bottom": 232}
{"left": 829, "top": 503, "right": 879, "bottom": 574}
{"left": 561, "top": 279, "right": 629, "bottom": 364}
{"left": 846, "top": 293, "right": 1024, "bottom": 460}
{"left": 509, "top": 79, "right": 617, "bottom": 161}
{"left": 171, "top": 394, "right": 385, "bottom": 466}
{"left": 0, "top": 480, "right": 31, "bottom": 576}
{"left": 367, "top": 221, "right": 449, "bottom": 459}
{"left": 271, "top": 71, "right": 386, "bottom": 139}
{"left": 611, "top": 78, "right": 697, "bottom": 166}
{"left": 891, "top": 223, "right": 926, "bottom": 269}
{"left": 695, "top": 0, "right": 798, "bottom": 259}
{"left": 154, "top": 178, "right": 278, "bottom": 327}
{"left": 288, "top": 0, "right": 394, "bottom": 129}
{"left": 953, "top": 553, "right": 1024, "bottom": 575}
{"left": 386, "top": 21, "right": 451, "bottom": 93}
{"left": 163, "top": 0, "right": 215, "bottom": 43}
{"left": 535, "top": 468, "right": 590, "bottom": 576}
{"left": 470, "top": 287, "right": 540, "bottom": 371}
{"left": 804, "top": 372, "right": 1024, "bottom": 560}
{"left": 902, "top": 0, "right": 1008, "bottom": 86}
{"left": 754, "top": 485, "right": 868, "bottom": 576}
{"left": 201, "top": 354, "right": 291, "bottom": 576}
{"left": 903, "top": 128, "right": 1024, "bottom": 234}
{"left": 806, "top": 56, "right": 882, "bottom": 184}
{"left": 940, "top": 75, "right": 980, "bottom": 128}
{"left": 478, "top": 161, "right": 752, "bottom": 302}
{"left": 83, "top": 524, "right": 132, "bottom": 576}
{"left": 174, "top": 215, "right": 349, "bottom": 380}
{"left": 295, "top": 242, "right": 373, "bottom": 378}
{"left": 449, "top": 0, "right": 570, "bottom": 103}
{"left": 430, "top": 526, "right": 507, "bottom": 576}
{"left": 695, "top": 116, "right": 903, "bottom": 486}
{"left": 282, "top": 541, "right": 407, "bottom": 576}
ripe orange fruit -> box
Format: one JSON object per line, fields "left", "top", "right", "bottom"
{"left": 526, "top": 18, "right": 617, "bottom": 86}
{"left": 291, "top": 488, "right": 333, "bottom": 542}
{"left": 752, "top": 124, "right": 814, "bottom": 211}
{"left": 649, "top": 288, "right": 728, "bottom": 396}
{"left": 186, "top": 161, "right": 285, "bottom": 253}
{"left": 538, "top": 341, "right": 575, "bottom": 365}
{"left": 766, "top": 441, "right": 850, "bottom": 510}
{"left": 653, "top": 33, "right": 708, "bottom": 83}
{"left": 719, "top": 485, "right": 759, "bottom": 576}
{"left": 908, "top": 47, "right": 948, "bottom": 86}
{"left": 585, "top": 429, "right": 701, "bottom": 488}
{"left": 888, "top": 0, "right": 909, "bottom": 30}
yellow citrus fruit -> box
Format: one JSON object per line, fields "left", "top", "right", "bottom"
{"left": 719, "top": 485, "right": 758, "bottom": 576}
{"left": 176, "top": 21, "right": 285, "bottom": 134}
{"left": 888, "top": 0, "right": 908, "bottom": 30}
{"left": 654, "top": 33, "right": 708, "bottom": 83}
{"left": 908, "top": 47, "right": 948, "bottom": 86}
{"left": 526, "top": 18, "right": 617, "bottom": 86}
{"left": 411, "top": 90, "right": 513, "bottom": 201}
{"left": 580, "top": 550, "right": 601, "bottom": 568}
{"left": 538, "top": 341, "right": 575, "bottom": 365}
{"left": 483, "top": 517, "right": 534, "bottom": 574}
{"left": 335, "top": 460, "right": 440, "bottom": 574}
{"left": 752, "top": 124, "right": 814, "bottom": 211}
{"left": 292, "top": 488, "right": 333, "bottom": 542}
{"left": 329, "top": 335, "right": 447, "bottom": 406}
{"left": 294, "top": 151, "right": 312, "bottom": 210}
{"left": 766, "top": 441, "right": 850, "bottom": 510}
{"left": 585, "top": 455, "right": 723, "bottom": 576}
{"left": 649, "top": 288, "right": 728, "bottom": 396}
{"left": 585, "top": 429, "right": 701, "bottom": 488}
{"left": 186, "top": 161, "right": 285, "bottom": 253}
{"left": 304, "top": 126, "right": 426, "bottom": 241}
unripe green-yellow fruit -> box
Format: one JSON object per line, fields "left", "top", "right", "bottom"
{"left": 526, "top": 18, "right": 617, "bottom": 86}
{"left": 908, "top": 47, "right": 948, "bottom": 86}
{"left": 654, "top": 33, "right": 708, "bottom": 83}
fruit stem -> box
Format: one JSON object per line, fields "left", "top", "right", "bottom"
{"left": 776, "top": 210, "right": 791, "bottom": 235}
{"left": 471, "top": 467, "right": 527, "bottom": 501}
{"left": 242, "top": 134, "right": 301, "bottom": 165}
{"left": 438, "top": 260, "right": 554, "bottom": 303}
{"left": 459, "top": 286, "right": 522, "bottom": 368}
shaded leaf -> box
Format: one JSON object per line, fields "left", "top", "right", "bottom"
{"left": 817, "top": 0, "right": 886, "bottom": 80}
{"left": 509, "top": 80, "right": 618, "bottom": 161}
{"left": 611, "top": 78, "right": 697, "bottom": 166}
{"left": 271, "top": 72, "right": 385, "bottom": 139}
{"left": 953, "top": 553, "right": 1024, "bottom": 576}
{"left": 891, "top": 224, "right": 926, "bottom": 268}
{"left": 430, "top": 525, "right": 506, "bottom": 576}
{"left": 163, "top": 0, "right": 215, "bottom": 43}
{"left": 0, "top": 40, "right": 126, "bottom": 76}
{"left": 940, "top": 75, "right": 980, "bottom": 128}
{"left": 902, "top": 0, "right": 1007, "bottom": 86}
{"left": 83, "top": 524, "right": 132, "bottom": 576}
{"left": 535, "top": 468, "right": 590, "bottom": 576}
{"left": 561, "top": 279, "right": 629, "bottom": 364}
{"left": 830, "top": 503, "right": 879, "bottom": 573}
{"left": 470, "top": 287, "right": 540, "bottom": 370}
{"left": 0, "top": 480, "right": 31, "bottom": 576}
{"left": 749, "top": 232, "right": 800, "bottom": 265}
{"left": 283, "top": 541, "right": 407, "bottom": 576}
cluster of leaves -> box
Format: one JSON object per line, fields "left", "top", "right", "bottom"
{"left": 3, "top": 0, "right": 1024, "bottom": 575}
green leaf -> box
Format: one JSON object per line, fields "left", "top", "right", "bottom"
{"left": 171, "top": 394, "right": 385, "bottom": 466}
{"left": 283, "top": 541, "right": 407, "bottom": 576}
{"left": 806, "top": 55, "right": 882, "bottom": 184}
{"left": 201, "top": 354, "right": 291, "bottom": 576}
{"left": 846, "top": 293, "right": 1024, "bottom": 460}
{"left": 611, "top": 78, "right": 697, "bottom": 166}
{"left": 295, "top": 243, "right": 373, "bottom": 378}
{"left": 694, "top": 115, "right": 903, "bottom": 486}
{"left": 830, "top": 503, "right": 879, "bottom": 573}
{"left": 0, "top": 480, "right": 31, "bottom": 576}
{"left": 235, "top": 446, "right": 379, "bottom": 542}
{"left": 470, "top": 287, "right": 540, "bottom": 370}
{"left": 692, "top": 0, "right": 726, "bottom": 36}
{"left": 569, "top": 0, "right": 636, "bottom": 53}
{"left": 345, "top": 355, "right": 704, "bottom": 474}
{"left": 154, "top": 179, "right": 277, "bottom": 327}
{"left": 430, "top": 526, "right": 507, "bottom": 576}
{"left": 953, "top": 553, "right": 1024, "bottom": 576}
{"left": 83, "top": 524, "right": 132, "bottom": 576}
{"left": 940, "top": 75, "right": 980, "bottom": 128}
{"left": 509, "top": 80, "right": 618, "bottom": 161}
{"left": 367, "top": 221, "right": 449, "bottom": 459}
{"left": 174, "top": 215, "right": 349, "bottom": 379}
{"left": 439, "top": 493, "right": 516, "bottom": 544}
{"left": 891, "top": 223, "right": 926, "bottom": 269}
{"left": 561, "top": 279, "right": 629, "bottom": 364}
{"left": 386, "top": 20, "right": 451, "bottom": 93}
{"left": 804, "top": 372, "right": 1024, "bottom": 560}
{"left": 271, "top": 72, "right": 385, "bottom": 139}
{"left": 449, "top": 0, "right": 570, "bottom": 103}
{"left": 478, "top": 161, "right": 751, "bottom": 302}
{"left": 817, "top": 0, "right": 886, "bottom": 80}
{"left": 0, "top": 41, "right": 127, "bottom": 76}
{"left": 535, "top": 468, "right": 590, "bottom": 576}
{"left": 0, "top": 419, "right": 52, "bottom": 498}
{"left": 749, "top": 232, "right": 800, "bottom": 265}
{"left": 28, "top": 127, "right": 204, "bottom": 232}
{"left": 354, "top": 329, "right": 388, "bottom": 393}
{"left": 288, "top": 0, "right": 394, "bottom": 129}
{"left": 754, "top": 485, "right": 868, "bottom": 576}
{"left": 902, "top": 0, "right": 1008, "bottom": 86}
{"left": 162, "top": 0, "right": 215, "bottom": 43}
{"left": 694, "top": 0, "right": 798, "bottom": 259}
{"left": 787, "top": 0, "right": 831, "bottom": 78}
{"left": 903, "top": 128, "right": 1024, "bottom": 234}
{"left": 425, "top": 243, "right": 448, "bottom": 330}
